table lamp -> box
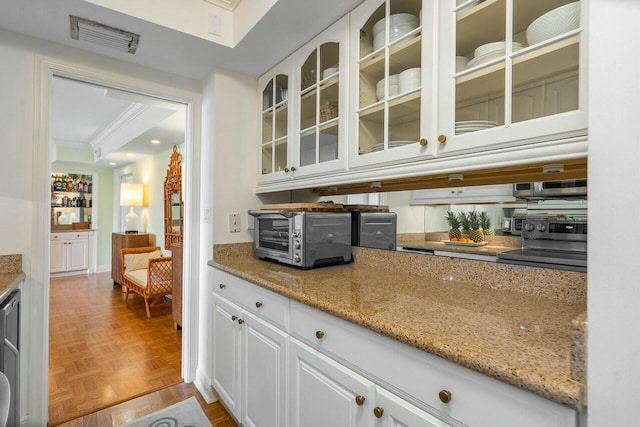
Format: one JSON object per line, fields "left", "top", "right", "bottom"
{"left": 120, "top": 183, "right": 143, "bottom": 233}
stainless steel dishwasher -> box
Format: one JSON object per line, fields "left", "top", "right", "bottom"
{"left": 0, "top": 290, "right": 20, "bottom": 427}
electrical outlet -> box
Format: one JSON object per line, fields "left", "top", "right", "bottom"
{"left": 228, "top": 213, "right": 241, "bottom": 233}
{"left": 246, "top": 213, "right": 255, "bottom": 230}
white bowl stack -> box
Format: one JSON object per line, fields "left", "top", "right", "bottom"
{"left": 373, "top": 13, "right": 419, "bottom": 51}
{"left": 456, "top": 56, "right": 469, "bottom": 72}
{"left": 399, "top": 68, "right": 421, "bottom": 93}
{"left": 376, "top": 74, "right": 399, "bottom": 100}
{"left": 526, "top": 2, "right": 580, "bottom": 46}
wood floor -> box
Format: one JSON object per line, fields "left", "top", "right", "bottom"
{"left": 48, "top": 272, "right": 237, "bottom": 426}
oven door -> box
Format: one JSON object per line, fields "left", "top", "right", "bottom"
{"left": 537, "top": 179, "right": 587, "bottom": 197}
{"left": 252, "top": 212, "right": 294, "bottom": 262}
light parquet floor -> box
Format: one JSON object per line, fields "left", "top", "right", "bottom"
{"left": 56, "top": 382, "right": 237, "bottom": 427}
{"left": 48, "top": 272, "right": 185, "bottom": 425}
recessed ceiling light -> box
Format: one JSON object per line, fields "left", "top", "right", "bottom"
{"left": 151, "top": 139, "right": 160, "bottom": 144}
{"left": 109, "top": 162, "right": 117, "bottom": 166}
{"left": 126, "top": 153, "right": 134, "bottom": 157}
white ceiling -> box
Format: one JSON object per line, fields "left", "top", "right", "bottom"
{"left": 1, "top": 0, "right": 363, "bottom": 169}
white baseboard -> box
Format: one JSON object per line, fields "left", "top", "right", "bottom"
{"left": 96, "top": 264, "right": 111, "bottom": 273}
{"left": 194, "top": 366, "right": 218, "bottom": 404}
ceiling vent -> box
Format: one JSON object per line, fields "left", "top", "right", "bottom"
{"left": 70, "top": 16, "right": 140, "bottom": 54}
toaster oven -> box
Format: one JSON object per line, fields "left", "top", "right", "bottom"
{"left": 248, "top": 210, "right": 352, "bottom": 269}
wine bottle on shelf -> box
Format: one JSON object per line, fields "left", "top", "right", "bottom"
{"left": 53, "top": 175, "right": 63, "bottom": 191}
{"left": 87, "top": 178, "right": 92, "bottom": 193}
{"left": 66, "top": 176, "right": 73, "bottom": 192}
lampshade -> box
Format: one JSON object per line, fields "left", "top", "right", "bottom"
{"left": 120, "top": 183, "right": 143, "bottom": 233}
{"left": 120, "top": 183, "right": 143, "bottom": 207}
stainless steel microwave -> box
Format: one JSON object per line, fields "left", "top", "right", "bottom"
{"left": 248, "top": 210, "right": 352, "bottom": 269}
{"left": 513, "top": 180, "right": 587, "bottom": 199}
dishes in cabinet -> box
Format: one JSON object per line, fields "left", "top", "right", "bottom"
{"left": 372, "top": 13, "right": 419, "bottom": 50}
{"left": 321, "top": 67, "right": 338, "bottom": 79}
{"left": 455, "top": 120, "right": 499, "bottom": 134}
{"left": 371, "top": 140, "right": 414, "bottom": 152}
{"left": 456, "top": 56, "right": 469, "bottom": 72}
{"left": 466, "top": 43, "right": 524, "bottom": 69}
{"left": 376, "top": 75, "right": 399, "bottom": 100}
{"left": 474, "top": 41, "right": 524, "bottom": 59}
{"left": 399, "top": 67, "right": 421, "bottom": 93}
{"left": 526, "top": 2, "right": 580, "bottom": 46}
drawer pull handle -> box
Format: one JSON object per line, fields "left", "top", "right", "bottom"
{"left": 355, "top": 395, "right": 366, "bottom": 406}
{"left": 231, "top": 315, "right": 238, "bottom": 321}
{"left": 419, "top": 138, "right": 428, "bottom": 146}
{"left": 315, "top": 330, "right": 325, "bottom": 339}
{"left": 255, "top": 301, "right": 263, "bottom": 308}
{"left": 438, "top": 134, "right": 447, "bottom": 143}
{"left": 439, "top": 389, "right": 452, "bottom": 404}
{"left": 219, "top": 284, "right": 226, "bottom": 289}
{"left": 373, "top": 407, "right": 384, "bottom": 418}
{"left": 238, "top": 318, "right": 244, "bottom": 325}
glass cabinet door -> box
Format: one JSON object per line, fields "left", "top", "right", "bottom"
{"left": 261, "top": 73, "right": 289, "bottom": 177}
{"left": 299, "top": 42, "right": 341, "bottom": 168}
{"left": 439, "top": 0, "right": 586, "bottom": 155}
{"left": 350, "top": 0, "right": 434, "bottom": 168}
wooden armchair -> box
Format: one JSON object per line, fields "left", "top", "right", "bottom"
{"left": 120, "top": 246, "right": 172, "bottom": 318}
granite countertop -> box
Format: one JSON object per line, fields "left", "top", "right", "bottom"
{"left": 0, "top": 254, "right": 25, "bottom": 302}
{"left": 209, "top": 246, "right": 586, "bottom": 409}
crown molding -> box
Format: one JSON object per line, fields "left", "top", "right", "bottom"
{"left": 201, "top": 0, "right": 241, "bottom": 11}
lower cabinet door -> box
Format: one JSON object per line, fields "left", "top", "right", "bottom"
{"left": 67, "top": 239, "right": 89, "bottom": 271}
{"left": 374, "top": 387, "right": 452, "bottom": 427}
{"left": 50, "top": 240, "right": 67, "bottom": 273}
{"left": 290, "top": 338, "right": 374, "bottom": 427}
{"left": 242, "top": 311, "right": 288, "bottom": 427}
{"left": 211, "top": 294, "right": 242, "bottom": 419}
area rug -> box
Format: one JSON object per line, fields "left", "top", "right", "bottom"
{"left": 121, "top": 396, "right": 212, "bottom": 427}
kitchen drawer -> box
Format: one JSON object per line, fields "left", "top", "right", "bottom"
{"left": 212, "top": 269, "right": 289, "bottom": 331}
{"left": 290, "top": 300, "right": 576, "bottom": 427}
{"left": 51, "top": 232, "right": 88, "bottom": 241}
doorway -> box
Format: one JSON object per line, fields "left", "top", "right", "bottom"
{"left": 47, "top": 75, "right": 189, "bottom": 425}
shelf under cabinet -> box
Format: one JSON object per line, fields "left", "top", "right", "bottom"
{"left": 456, "top": 35, "right": 579, "bottom": 103}
{"left": 358, "top": 90, "right": 421, "bottom": 124}
{"left": 359, "top": 33, "right": 422, "bottom": 77}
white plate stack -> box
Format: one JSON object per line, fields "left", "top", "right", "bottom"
{"left": 466, "top": 41, "right": 524, "bottom": 69}
{"left": 373, "top": 13, "right": 419, "bottom": 51}
{"left": 455, "top": 120, "right": 499, "bottom": 134}
{"left": 526, "top": 1, "right": 580, "bottom": 46}
{"left": 376, "top": 74, "right": 399, "bottom": 100}
{"left": 371, "top": 140, "right": 414, "bottom": 152}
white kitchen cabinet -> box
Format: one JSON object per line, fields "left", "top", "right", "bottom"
{"left": 211, "top": 271, "right": 289, "bottom": 426}
{"left": 290, "top": 338, "right": 373, "bottom": 427}
{"left": 348, "top": 0, "right": 437, "bottom": 169}
{"left": 436, "top": 0, "right": 588, "bottom": 157}
{"left": 49, "top": 232, "right": 89, "bottom": 275}
{"left": 409, "top": 184, "right": 515, "bottom": 204}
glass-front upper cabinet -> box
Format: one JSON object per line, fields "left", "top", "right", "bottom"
{"left": 437, "top": 0, "right": 587, "bottom": 156}
{"left": 294, "top": 16, "right": 349, "bottom": 178}
{"left": 259, "top": 60, "right": 293, "bottom": 183}
{"left": 349, "top": 0, "right": 436, "bottom": 169}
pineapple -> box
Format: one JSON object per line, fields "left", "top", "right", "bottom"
{"left": 445, "top": 211, "right": 462, "bottom": 240}
{"left": 457, "top": 212, "right": 471, "bottom": 238}
{"left": 480, "top": 211, "right": 493, "bottom": 236}
{"left": 468, "top": 211, "right": 485, "bottom": 243}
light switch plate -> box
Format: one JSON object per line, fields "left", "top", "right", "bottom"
{"left": 228, "top": 213, "right": 240, "bottom": 233}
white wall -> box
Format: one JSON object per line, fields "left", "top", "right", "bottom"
{"left": 211, "top": 68, "right": 262, "bottom": 244}
{"left": 588, "top": 1, "right": 640, "bottom": 425}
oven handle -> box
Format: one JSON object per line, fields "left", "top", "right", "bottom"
{"left": 248, "top": 210, "right": 295, "bottom": 218}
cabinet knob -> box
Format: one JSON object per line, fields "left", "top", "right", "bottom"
{"left": 315, "top": 330, "right": 325, "bottom": 339}
{"left": 255, "top": 301, "right": 263, "bottom": 308}
{"left": 231, "top": 315, "right": 238, "bottom": 321}
{"left": 219, "top": 284, "right": 226, "bottom": 289}
{"left": 290, "top": 166, "right": 297, "bottom": 172}
{"left": 355, "top": 395, "right": 366, "bottom": 406}
{"left": 438, "top": 134, "right": 447, "bottom": 143}
{"left": 419, "top": 138, "right": 428, "bottom": 146}
{"left": 284, "top": 167, "right": 290, "bottom": 173}
{"left": 238, "top": 318, "right": 245, "bottom": 325}
{"left": 373, "top": 407, "right": 384, "bottom": 418}
{"left": 439, "top": 389, "right": 452, "bottom": 404}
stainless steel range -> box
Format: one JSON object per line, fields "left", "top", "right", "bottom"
{"left": 497, "top": 216, "right": 587, "bottom": 272}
